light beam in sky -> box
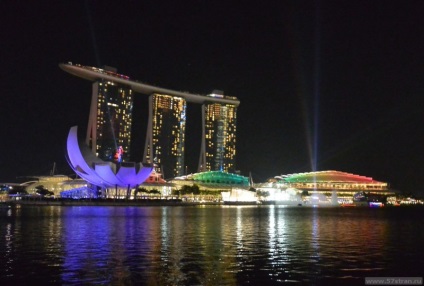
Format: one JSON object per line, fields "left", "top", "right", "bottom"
{"left": 312, "top": 0, "right": 321, "bottom": 173}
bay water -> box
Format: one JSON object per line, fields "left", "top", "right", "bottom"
{"left": 0, "top": 205, "right": 422, "bottom": 285}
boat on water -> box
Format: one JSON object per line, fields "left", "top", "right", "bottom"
{"left": 341, "top": 203, "right": 356, "bottom": 207}
{"left": 353, "top": 191, "right": 387, "bottom": 207}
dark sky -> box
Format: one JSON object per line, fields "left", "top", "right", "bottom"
{"left": 1, "top": 0, "right": 423, "bottom": 195}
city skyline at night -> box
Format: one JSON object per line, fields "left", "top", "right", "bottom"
{"left": 1, "top": 1, "right": 423, "bottom": 195}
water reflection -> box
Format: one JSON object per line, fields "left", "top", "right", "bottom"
{"left": 0, "top": 205, "right": 423, "bottom": 285}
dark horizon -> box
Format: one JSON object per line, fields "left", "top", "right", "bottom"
{"left": 1, "top": 1, "right": 423, "bottom": 195}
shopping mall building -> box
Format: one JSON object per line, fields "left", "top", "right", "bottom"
{"left": 254, "top": 170, "right": 394, "bottom": 204}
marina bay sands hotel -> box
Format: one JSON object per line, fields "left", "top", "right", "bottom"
{"left": 60, "top": 63, "right": 240, "bottom": 179}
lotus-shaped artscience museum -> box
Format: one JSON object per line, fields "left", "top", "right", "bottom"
{"left": 66, "top": 126, "right": 153, "bottom": 188}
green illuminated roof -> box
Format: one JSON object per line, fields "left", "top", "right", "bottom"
{"left": 277, "top": 170, "right": 384, "bottom": 184}
{"left": 192, "top": 171, "right": 249, "bottom": 186}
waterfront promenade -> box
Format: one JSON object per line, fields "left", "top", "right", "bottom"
{"left": 3, "top": 197, "right": 423, "bottom": 208}
{"left": 3, "top": 198, "right": 222, "bottom": 207}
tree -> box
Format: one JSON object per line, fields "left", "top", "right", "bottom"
{"left": 149, "top": 189, "right": 161, "bottom": 195}
{"left": 191, "top": 184, "right": 200, "bottom": 195}
{"left": 138, "top": 187, "right": 148, "bottom": 193}
{"left": 257, "top": 190, "right": 270, "bottom": 198}
{"left": 172, "top": 189, "right": 180, "bottom": 196}
{"left": 35, "top": 185, "right": 54, "bottom": 197}
{"left": 180, "top": 185, "right": 191, "bottom": 195}
{"left": 180, "top": 184, "right": 200, "bottom": 195}
{"left": 135, "top": 187, "right": 148, "bottom": 198}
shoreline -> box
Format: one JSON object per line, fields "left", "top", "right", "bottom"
{"left": 2, "top": 199, "right": 423, "bottom": 208}
{"left": 2, "top": 198, "right": 221, "bottom": 207}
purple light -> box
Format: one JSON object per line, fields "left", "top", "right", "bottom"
{"left": 66, "top": 126, "right": 153, "bottom": 188}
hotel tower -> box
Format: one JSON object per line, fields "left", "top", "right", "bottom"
{"left": 60, "top": 63, "right": 240, "bottom": 178}
{"left": 86, "top": 66, "right": 133, "bottom": 163}
{"left": 143, "top": 94, "right": 187, "bottom": 178}
{"left": 199, "top": 91, "right": 237, "bottom": 173}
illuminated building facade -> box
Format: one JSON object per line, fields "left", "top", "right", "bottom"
{"left": 60, "top": 63, "right": 240, "bottom": 179}
{"left": 275, "top": 170, "right": 389, "bottom": 192}
{"left": 199, "top": 92, "right": 238, "bottom": 173}
{"left": 66, "top": 126, "right": 153, "bottom": 189}
{"left": 170, "top": 171, "right": 249, "bottom": 191}
{"left": 257, "top": 170, "right": 394, "bottom": 200}
{"left": 86, "top": 66, "right": 133, "bottom": 163}
{"left": 252, "top": 170, "right": 394, "bottom": 205}
{"left": 143, "top": 94, "right": 186, "bottom": 178}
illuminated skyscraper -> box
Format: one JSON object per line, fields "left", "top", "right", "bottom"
{"left": 60, "top": 63, "right": 240, "bottom": 177}
{"left": 86, "top": 66, "right": 133, "bottom": 162}
{"left": 199, "top": 91, "right": 238, "bottom": 173}
{"left": 143, "top": 93, "right": 186, "bottom": 178}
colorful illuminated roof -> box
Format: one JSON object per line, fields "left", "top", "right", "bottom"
{"left": 176, "top": 171, "right": 249, "bottom": 186}
{"left": 276, "top": 170, "right": 384, "bottom": 184}
{"left": 66, "top": 126, "right": 153, "bottom": 188}
{"left": 193, "top": 171, "right": 249, "bottom": 185}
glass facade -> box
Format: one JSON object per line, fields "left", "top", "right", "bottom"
{"left": 87, "top": 78, "right": 133, "bottom": 163}
{"left": 199, "top": 101, "right": 237, "bottom": 173}
{"left": 144, "top": 94, "right": 186, "bottom": 178}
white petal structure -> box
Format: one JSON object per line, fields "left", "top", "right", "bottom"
{"left": 66, "top": 126, "right": 153, "bottom": 188}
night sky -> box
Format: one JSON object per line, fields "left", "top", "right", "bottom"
{"left": 1, "top": 1, "right": 423, "bottom": 195}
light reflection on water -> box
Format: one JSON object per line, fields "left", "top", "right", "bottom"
{"left": 0, "top": 205, "right": 423, "bottom": 285}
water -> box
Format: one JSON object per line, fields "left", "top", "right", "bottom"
{"left": 0, "top": 205, "right": 423, "bottom": 285}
